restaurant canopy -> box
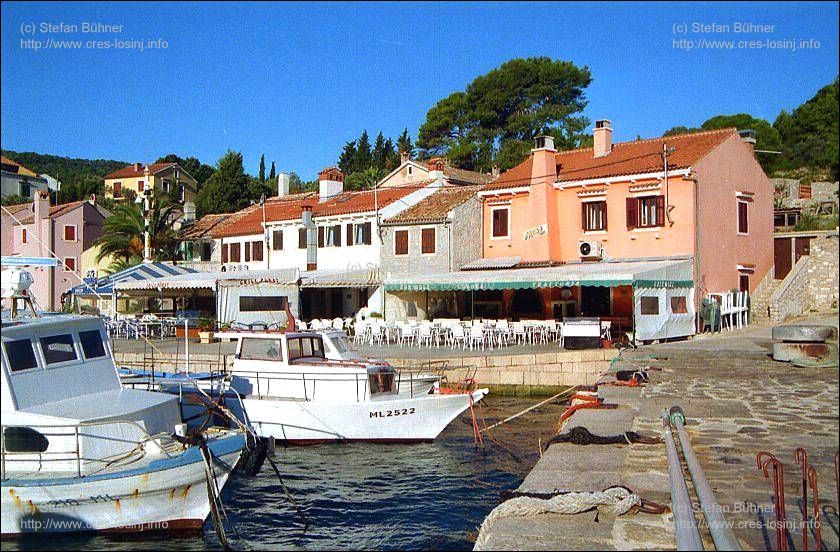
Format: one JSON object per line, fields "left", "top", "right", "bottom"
{"left": 70, "top": 262, "right": 196, "bottom": 297}
{"left": 299, "top": 268, "right": 381, "bottom": 288}
{"left": 114, "top": 268, "right": 300, "bottom": 292}
{"left": 383, "top": 258, "right": 694, "bottom": 291}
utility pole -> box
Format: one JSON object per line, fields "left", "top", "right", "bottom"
{"left": 140, "top": 166, "right": 152, "bottom": 261}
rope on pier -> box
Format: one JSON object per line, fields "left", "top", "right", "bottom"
{"left": 473, "top": 486, "right": 640, "bottom": 551}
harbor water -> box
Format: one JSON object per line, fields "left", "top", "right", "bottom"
{"left": 5, "top": 396, "right": 563, "bottom": 551}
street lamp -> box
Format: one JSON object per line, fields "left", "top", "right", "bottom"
{"left": 137, "top": 166, "right": 152, "bottom": 262}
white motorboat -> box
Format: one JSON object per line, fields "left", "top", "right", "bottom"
{"left": 178, "top": 332, "right": 487, "bottom": 444}
{"left": 1, "top": 312, "right": 245, "bottom": 535}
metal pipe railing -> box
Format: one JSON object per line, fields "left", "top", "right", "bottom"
{"left": 661, "top": 409, "right": 704, "bottom": 551}
{"left": 670, "top": 406, "right": 741, "bottom": 551}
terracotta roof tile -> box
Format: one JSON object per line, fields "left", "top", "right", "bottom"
{"left": 14, "top": 200, "right": 88, "bottom": 224}
{"left": 484, "top": 128, "right": 737, "bottom": 191}
{"left": 1, "top": 155, "right": 39, "bottom": 177}
{"left": 383, "top": 185, "right": 483, "bottom": 224}
{"left": 212, "top": 186, "right": 419, "bottom": 238}
{"left": 177, "top": 214, "right": 231, "bottom": 240}
{"left": 103, "top": 163, "right": 177, "bottom": 180}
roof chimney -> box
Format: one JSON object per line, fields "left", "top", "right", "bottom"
{"left": 491, "top": 165, "right": 500, "bottom": 178}
{"left": 593, "top": 120, "right": 613, "bottom": 158}
{"left": 133, "top": 162, "right": 142, "bottom": 172}
{"left": 738, "top": 129, "right": 756, "bottom": 154}
{"left": 277, "top": 172, "right": 290, "bottom": 197}
{"left": 301, "top": 205, "right": 317, "bottom": 271}
{"left": 318, "top": 167, "right": 344, "bottom": 202}
{"left": 400, "top": 151, "right": 410, "bottom": 164}
{"left": 533, "top": 135, "right": 555, "bottom": 152}
{"left": 34, "top": 190, "right": 51, "bottom": 221}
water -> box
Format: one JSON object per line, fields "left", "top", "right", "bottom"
{"left": 6, "top": 397, "right": 562, "bottom": 551}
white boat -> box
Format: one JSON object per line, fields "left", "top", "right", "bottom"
{"left": 1, "top": 313, "right": 245, "bottom": 535}
{"left": 179, "top": 332, "right": 487, "bottom": 444}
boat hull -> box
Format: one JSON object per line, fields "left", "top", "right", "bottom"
{"left": 239, "top": 389, "right": 488, "bottom": 443}
{"left": 1, "top": 433, "right": 243, "bottom": 535}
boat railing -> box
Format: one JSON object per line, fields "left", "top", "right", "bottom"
{"left": 1, "top": 419, "right": 173, "bottom": 481}
{"left": 226, "top": 368, "right": 376, "bottom": 402}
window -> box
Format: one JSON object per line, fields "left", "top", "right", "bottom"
{"left": 298, "top": 228, "right": 307, "bottom": 249}
{"left": 179, "top": 185, "right": 185, "bottom": 202}
{"left": 244, "top": 242, "right": 251, "bottom": 262}
{"left": 40, "top": 334, "right": 78, "bottom": 364}
{"left": 162, "top": 179, "right": 171, "bottom": 193}
{"left": 421, "top": 228, "right": 436, "bottom": 254}
{"left": 113, "top": 182, "right": 122, "bottom": 197}
{"left": 627, "top": 196, "right": 664, "bottom": 229}
{"left": 239, "top": 295, "right": 287, "bottom": 311}
{"left": 4, "top": 339, "right": 38, "bottom": 372}
{"left": 63, "top": 224, "right": 77, "bottom": 242}
{"left": 640, "top": 297, "right": 660, "bottom": 315}
{"left": 137, "top": 180, "right": 145, "bottom": 193}
{"left": 20, "top": 228, "right": 27, "bottom": 244}
{"left": 229, "top": 242, "right": 241, "bottom": 263}
{"left": 737, "top": 200, "right": 749, "bottom": 234}
{"left": 355, "top": 222, "right": 372, "bottom": 245}
{"left": 739, "top": 274, "right": 750, "bottom": 292}
{"left": 491, "top": 207, "right": 509, "bottom": 238}
{"left": 325, "top": 225, "right": 341, "bottom": 247}
{"left": 582, "top": 201, "right": 607, "bottom": 232}
{"left": 332, "top": 224, "right": 342, "bottom": 247}
{"left": 221, "top": 243, "right": 229, "bottom": 264}
{"left": 799, "top": 183, "right": 811, "bottom": 199}
{"left": 670, "top": 296, "right": 688, "bottom": 314}
{"left": 252, "top": 240, "right": 263, "bottom": 262}
{"left": 394, "top": 229, "right": 409, "bottom": 255}
{"left": 240, "top": 338, "right": 283, "bottom": 361}
{"left": 287, "top": 337, "right": 325, "bottom": 361}
{"left": 63, "top": 257, "right": 76, "bottom": 272}
{"left": 2, "top": 427, "right": 49, "bottom": 453}
{"left": 346, "top": 224, "right": 354, "bottom": 246}
{"left": 79, "top": 329, "right": 107, "bottom": 359}
{"left": 317, "top": 226, "right": 324, "bottom": 248}
{"left": 272, "top": 230, "right": 283, "bottom": 251}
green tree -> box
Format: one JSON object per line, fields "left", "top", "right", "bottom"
{"left": 1, "top": 194, "right": 30, "bottom": 206}
{"left": 774, "top": 78, "right": 839, "bottom": 179}
{"left": 155, "top": 154, "right": 215, "bottom": 187}
{"left": 355, "top": 131, "right": 372, "bottom": 172}
{"left": 417, "top": 57, "right": 592, "bottom": 171}
{"left": 259, "top": 154, "right": 266, "bottom": 182}
{"left": 58, "top": 174, "right": 103, "bottom": 203}
{"left": 701, "top": 114, "right": 783, "bottom": 172}
{"left": 663, "top": 126, "right": 700, "bottom": 137}
{"left": 94, "top": 192, "right": 180, "bottom": 264}
{"left": 396, "top": 128, "right": 413, "bottom": 158}
{"left": 338, "top": 140, "right": 357, "bottom": 174}
{"left": 269, "top": 161, "right": 276, "bottom": 180}
{"left": 195, "top": 150, "right": 252, "bottom": 216}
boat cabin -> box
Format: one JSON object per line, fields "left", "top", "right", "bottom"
{"left": 231, "top": 331, "right": 395, "bottom": 402}
{"left": 1, "top": 314, "right": 181, "bottom": 475}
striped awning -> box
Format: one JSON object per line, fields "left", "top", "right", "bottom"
{"left": 384, "top": 259, "right": 694, "bottom": 291}
{"left": 70, "top": 262, "right": 196, "bottom": 296}
{"left": 115, "top": 268, "right": 299, "bottom": 292}
{"left": 300, "top": 268, "right": 381, "bottom": 288}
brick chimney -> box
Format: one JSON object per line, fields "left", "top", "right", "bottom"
{"left": 400, "top": 151, "right": 410, "bottom": 164}
{"left": 738, "top": 129, "right": 756, "bottom": 154}
{"left": 133, "top": 162, "right": 142, "bottom": 172}
{"left": 318, "top": 167, "right": 344, "bottom": 202}
{"left": 593, "top": 119, "right": 613, "bottom": 158}
{"left": 34, "top": 190, "right": 51, "bottom": 221}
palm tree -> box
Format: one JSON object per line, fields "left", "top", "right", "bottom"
{"left": 360, "top": 166, "right": 386, "bottom": 189}
{"left": 94, "top": 192, "right": 181, "bottom": 265}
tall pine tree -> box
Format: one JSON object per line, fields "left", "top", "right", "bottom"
{"left": 396, "top": 128, "right": 413, "bottom": 159}
{"left": 259, "top": 154, "right": 266, "bottom": 182}
{"left": 269, "top": 161, "right": 276, "bottom": 180}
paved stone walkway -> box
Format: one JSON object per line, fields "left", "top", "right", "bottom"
{"left": 475, "top": 314, "right": 840, "bottom": 550}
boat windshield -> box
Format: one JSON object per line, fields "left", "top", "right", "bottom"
{"left": 330, "top": 334, "right": 356, "bottom": 354}
{"left": 240, "top": 338, "right": 284, "bottom": 361}
{"left": 287, "top": 336, "right": 325, "bottom": 361}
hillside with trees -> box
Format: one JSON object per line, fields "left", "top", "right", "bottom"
{"left": 336, "top": 129, "right": 413, "bottom": 190}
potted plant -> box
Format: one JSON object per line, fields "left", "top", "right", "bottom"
{"left": 197, "top": 317, "right": 217, "bottom": 344}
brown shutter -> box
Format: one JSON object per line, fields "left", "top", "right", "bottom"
{"left": 244, "top": 242, "right": 251, "bottom": 262}
{"left": 655, "top": 196, "right": 665, "bottom": 227}
{"left": 333, "top": 225, "right": 342, "bottom": 246}
{"left": 581, "top": 203, "right": 587, "bottom": 231}
{"left": 421, "top": 228, "right": 435, "bottom": 254}
{"left": 221, "top": 243, "right": 228, "bottom": 264}
{"left": 253, "top": 241, "right": 263, "bottom": 261}
{"left": 363, "top": 222, "right": 372, "bottom": 245}
{"left": 626, "top": 197, "right": 638, "bottom": 230}
{"left": 738, "top": 202, "right": 749, "bottom": 233}
{"left": 298, "top": 228, "right": 306, "bottom": 249}
{"left": 395, "top": 230, "right": 408, "bottom": 255}
{"left": 601, "top": 202, "right": 608, "bottom": 231}
{"left": 318, "top": 226, "right": 324, "bottom": 247}
{"left": 346, "top": 224, "right": 353, "bottom": 246}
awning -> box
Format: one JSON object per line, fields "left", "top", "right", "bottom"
{"left": 384, "top": 259, "right": 694, "bottom": 291}
{"left": 70, "top": 262, "right": 196, "bottom": 296}
{"left": 115, "top": 268, "right": 299, "bottom": 292}
{"left": 300, "top": 268, "right": 381, "bottom": 288}
{"left": 460, "top": 257, "right": 521, "bottom": 270}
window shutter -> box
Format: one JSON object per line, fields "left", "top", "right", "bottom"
{"left": 655, "top": 196, "right": 665, "bottom": 227}
{"left": 318, "top": 226, "right": 324, "bottom": 248}
{"left": 346, "top": 224, "right": 353, "bottom": 246}
{"left": 626, "top": 197, "right": 638, "bottom": 230}
{"left": 395, "top": 230, "right": 408, "bottom": 255}
{"left": 422, "top": 228, "right": 435, "bottom": 254}
{"left": 363, "top": 222, "right": 372, "bottom": 245}
{"left": 581, "top": 203, "right": 587, "bottom": 231}
{"left": 221, "top": 243, "right": 228, "bottom": 264}
{"left": 602, "top": 202, "right": 608, "bottom": 231}
{"left": 333, "top": 225, "right": 342, "bottom": 247}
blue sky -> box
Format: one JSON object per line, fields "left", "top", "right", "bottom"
{"left": 2, "top": 1, "right": 838, "bottom": 179}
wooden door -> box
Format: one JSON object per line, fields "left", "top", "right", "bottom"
{"left": 774, "top": 238, "right": 792, "bottom": 280}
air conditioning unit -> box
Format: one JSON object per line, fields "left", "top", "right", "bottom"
{"left": 579, "top": 240, "right": 602, "bottom": 260}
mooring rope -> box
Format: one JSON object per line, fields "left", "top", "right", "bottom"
{"left": 472, "top": 486, "right": 640, "bottom": 551}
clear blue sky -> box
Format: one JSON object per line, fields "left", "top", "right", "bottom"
{"left": 2, "top": 1, "right": 838, "bottom": 179}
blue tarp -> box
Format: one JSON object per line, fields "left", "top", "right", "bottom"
{"left": 70, "top": 262, "right": 197, "bottom": 297}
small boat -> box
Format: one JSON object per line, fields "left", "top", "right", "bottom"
{"left": 177, "top": 331, "right": 487, "bottom": 444}
{"left": 1, "top": 312, "right": 245, "bottom": 535}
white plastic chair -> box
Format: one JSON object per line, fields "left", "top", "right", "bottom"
{"left": 418, "top": 324, "right": 435, "bottom": 347}
{"left": 512, "top": 322, "right": 528, "bottom": 345}
{"left": 468, "top": 325, "right": 486, "bottom": 350}
{"left": 449, "top": 325, "right": 468, "bottom": 349}
{"left": 398, "top": 324, "right": 417, "bottom": 347}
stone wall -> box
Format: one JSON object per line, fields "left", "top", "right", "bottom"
{"left": 768, "top": 232, "right": 838, "bottom": 323}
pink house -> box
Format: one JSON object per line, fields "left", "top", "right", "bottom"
{"left": 475, "top": 122, "right": 774, "bottom": 324}
{"left": 2, "top": 192, "right": 108, "bottom": 310}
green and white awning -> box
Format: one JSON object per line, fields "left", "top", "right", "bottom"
{"left": 384, "top": 259, "right": 694, "bottom": 291}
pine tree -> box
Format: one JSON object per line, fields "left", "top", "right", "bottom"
{"left": 269, "top": 161, "right": 276, "bottom": 180}
{"left": 372, "top": 132, "right": 388, "bottom": 170}
{"left": 396, "top": 128, "right": 413, "bottom": 159}
{"left": 355, "top": 131, "right": 372, "bottom": 172}
{"left": 259, "top": 154, "right": 266, "bottom": 182}
{"left": 338, "top": 140, "right": 357, "bottom": 174}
